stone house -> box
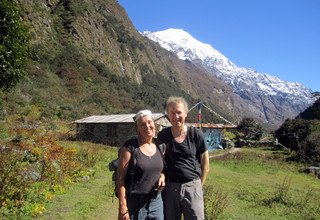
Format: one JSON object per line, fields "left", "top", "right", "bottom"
{"left": 75, "top": 113, "right": 170, "bottom": 147}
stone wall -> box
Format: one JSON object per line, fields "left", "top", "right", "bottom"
{"left": 76, "top": 123, "right": 136, "bottom": 147}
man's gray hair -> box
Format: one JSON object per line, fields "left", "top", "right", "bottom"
{"left": 166, "top": 96, "right": 189, "bottom": 112}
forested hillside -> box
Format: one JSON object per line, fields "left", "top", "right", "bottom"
{"left": 1, "top": 0, "right": 252, "bottom": 124}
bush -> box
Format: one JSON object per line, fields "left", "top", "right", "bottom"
{"left": 275, "top": 119, "right": 311, "bottom": 152}
{"left": 0, "top": 111, "right": 106, "bottom": 217}
{"left": 296, "top": 131, "right": 320, "bottom": 165}
{"left": 0, "top": 150, "right": 30, "bottom": 214}
{"left": 237, "top": 117, "right": 263, "bottom": 141}
{"left": 203, "top": 185, "right": 228, "bottom": 219}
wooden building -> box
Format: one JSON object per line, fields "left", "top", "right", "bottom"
{"left": 75, "top": 113, "right": 170, "bottom": 147}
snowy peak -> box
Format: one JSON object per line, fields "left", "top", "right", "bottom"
{"left": 143, "top": 29, "right": 233, "bottom": 68}
{"left": 143, "top": 28, "right": 314, "bottom": 105}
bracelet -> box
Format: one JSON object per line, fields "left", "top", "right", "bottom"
{"left": 121, "top": 209, "right": 128, "bottom": 215}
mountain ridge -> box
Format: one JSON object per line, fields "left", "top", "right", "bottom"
{"left": 143, "top": 28, "right": 315, "bottom": 125}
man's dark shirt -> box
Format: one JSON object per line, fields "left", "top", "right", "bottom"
{"left": 157, "top": 126, "right": 207, "bottom": 182}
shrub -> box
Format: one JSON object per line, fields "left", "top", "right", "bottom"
{"left": 0, "top": 112, "right": 106, "bottom": 217}
{"left": 275, "top": 119, "right": 311, "bottom": 152}
{"left": 55, "top": 67, "right": 83, "bottom": 94}
{"left": 272, "top": 176, "right": 291, "bottom": 204}
{"left": 76, "top": 143, "right": 104, "bottom": 168}
{"left": 296, "top": 131, "right": 320, "bottom": 165}
{"left": 203, "top": 185, "right": 228, "bottom": 220}
{"left": 0, "top": 122, "right": 9, "bottom": 140}
{"left": 29, "top": 44, "right": 55, "bottom": 64}
{"left": 237, "top": 117, "right": 263, "bottom": 141}
{"left": 0, "top": 150, "right": 30, "bottom": 212}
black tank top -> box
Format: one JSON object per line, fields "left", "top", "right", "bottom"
{"left": 130, "top": 145, "right": 164, "bottom": 194}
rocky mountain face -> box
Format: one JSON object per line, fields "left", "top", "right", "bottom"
{"left": 143, "top": 28, "right": 315, "bottom": 128}
{"left": 9, "top": 0, "right": 246, "bottom": 124}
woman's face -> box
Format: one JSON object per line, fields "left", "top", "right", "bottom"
{"left": 167, "top": 102, "right": 188, "bottom": 128}
{"left": 136, "top": 115, "right": 155, "bottom": 138}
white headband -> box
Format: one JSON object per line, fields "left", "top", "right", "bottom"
{"left": 133, "top": 109, "right": 153, "bottom": 122}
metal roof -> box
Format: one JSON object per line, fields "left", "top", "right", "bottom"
{"left": 187, "top": 123, "right": 237, "bottom": 129}
{"left": 75, "top": 113, "right": 166, "bottom": 124}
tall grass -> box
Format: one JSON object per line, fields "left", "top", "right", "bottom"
{"left": 204, "top": 185, "right": 228, "bottom": 219}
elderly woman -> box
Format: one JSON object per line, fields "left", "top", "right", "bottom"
{"left": 117, "top": 110, "right": 165, "bottom": 220}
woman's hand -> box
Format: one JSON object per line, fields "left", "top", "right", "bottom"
{"left": 118, "top": 208, "right": 130, "bottom": 220}
{"left": 156, "top": 173, "right": 165, "bottom": 191}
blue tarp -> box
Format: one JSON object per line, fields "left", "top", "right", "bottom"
{"left": 204, "top": 128, "right": 223, "bottom": 151}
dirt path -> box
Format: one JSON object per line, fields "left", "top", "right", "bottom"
{"left": 210, "top": 147, "right": 241, "bottom": 158}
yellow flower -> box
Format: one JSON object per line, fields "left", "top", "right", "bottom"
{"left": 32, "top": 203, "right": 46, "bottom": 216}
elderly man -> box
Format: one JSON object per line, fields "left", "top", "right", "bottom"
{"left": 157, "top": 97, "right": 210, "bottom": 220}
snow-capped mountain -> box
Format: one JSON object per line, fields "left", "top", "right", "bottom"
{"left": 143, "top": 28, "right": 315, "bottom": 124}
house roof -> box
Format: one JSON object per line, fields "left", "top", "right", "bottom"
{"left": 187, "top": 123, "right": 237, "bottom": 129}
{"left": 75, "top": 113, "right": 167, "bottom": 124}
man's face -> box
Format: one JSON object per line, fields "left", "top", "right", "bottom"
{"left": 167, "top": 102, "right": 188, "bottom": 128}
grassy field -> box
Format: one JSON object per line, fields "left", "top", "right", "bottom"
{"left": 37, "top": 143, "right": 119, "bottom": 220}
{"left": 38, "top": 145, "right": 320, "bottom": 220}
{"left": 206, "top": 148, "right": 320, "bottom": 219}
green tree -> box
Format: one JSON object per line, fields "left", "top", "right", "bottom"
{"left": 237, "top": 117, "right": 263, "bottom": 140}
{"left": 297, "top": 131, "right": 320, "bottom": 165}
{"left": 0, "top": 0, "right": 30, "bottom": 89}
{"left": 275, "top": 119, "right": 311, "bottom": 152}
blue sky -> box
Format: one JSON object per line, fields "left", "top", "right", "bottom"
{"left": 118, "top": 0, "right": 320, "bottom": 92}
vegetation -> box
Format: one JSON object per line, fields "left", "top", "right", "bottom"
{"left": 275, "top": 118, "right": 312, "bottom": 152}
{"left": 0, "top": 0, "right": 30, "bottom": 89}
{"left": 0, "top": 0, "right": 233, "bottom": 126}
{"left": 0, "top": 101, "right": 318, "bottom": 218}
{"left": 204, "top": 148, "right": 320, "bottom": 219}
{"left": 298, "top": 98, "right": 320, "bottom": 120}
{"left": 237, "top": 117, "right": 264, "bottom": 141}
{"left": 275, "top": 98, "right": 320, "bottom": 165}
{"left": 24, "top": 147, "right": 319, "bottom": 220}
{"left": 0, "top": 109, "right": 107, "bottom": 218}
